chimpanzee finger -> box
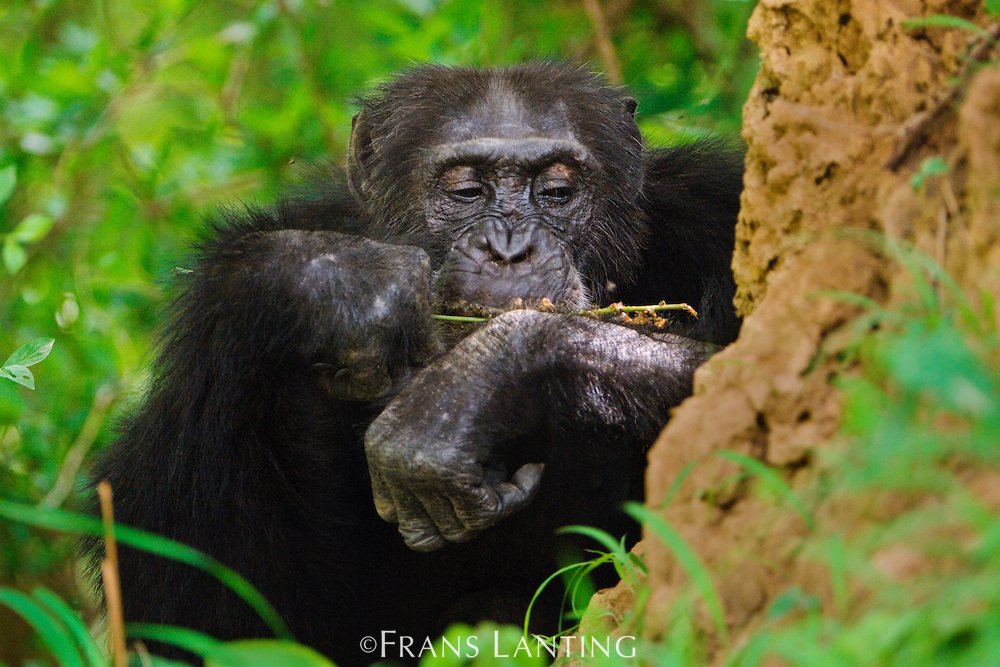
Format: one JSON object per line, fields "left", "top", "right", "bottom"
{"left": 456, "top": 463, "right": 545, "bottom": 531}
{"left": 367, "top": 462, "right": 398, "bottom": 523}
{"left": 388, "top": 485, "right": 447, "bottom": 552}
{"left": 411, "top": 489, "right": 479, "bottom": 544}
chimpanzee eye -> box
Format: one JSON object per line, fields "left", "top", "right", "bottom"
{"left": 534, "top": 162, "right": 577, "bottom": 204}
{"left": 449, "top": 185, "right": 486, "bottom": 200}
{"left": 440, "top": 165, "right": 486, "bottom": 202}
{"left": 539, "top": 185, "right": 574, "bottom": 201}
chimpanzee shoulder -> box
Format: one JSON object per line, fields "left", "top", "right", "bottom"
{"left": 616, "top": 139, "right": 744, "bottom": 344}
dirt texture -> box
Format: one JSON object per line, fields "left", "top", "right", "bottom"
{"left": 583, "top": 0, "right": 1000, "bottom": 658}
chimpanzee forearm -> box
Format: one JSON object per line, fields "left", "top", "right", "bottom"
{"left": 528, "top": 312, "right": 713, "bottom": 438}
{"left": 365, "top": 309, "right": 715, "bottom": 550}
{"left": 193, "top": 225, "right": 439, "bottom": 403}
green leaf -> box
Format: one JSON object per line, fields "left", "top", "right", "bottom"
{"left": 127, "top": 624, "right": 220, "bottom": 657}
{"left": 206, "top": 640, "right": 335, "bottom": 667}
{"left": 12, "top": 213, "right": 55, "bottom": 244}
{"left": 0, "top": 588, "right": 87, "bottom": 667}
{"left": 0, "top": 365, "right": 35, "bottom": 390}
{"left": 0, "top": 165, "right": 15, "bottom": 207}
{"left": 3, "top": 337, "right": 55, "bottom": 367}
{"left": 911, "top": 156, "right": 950, "bottom": 191}
{"left": 902, "top": 15, "right": 994, "bottom": 38}
{"left": 3, "top": 238, "right": 27, "bottom": 274}
{"left": 0, "top": 499, "right": 291, "bottom": 639}
{"left": 985, "top": 0, "right": 1000, "bottom": 16}
{"left": 31, "top": 587, "right": 107, "bottom": 667}
{"left": 716, "top": 450, "right": 815, "bottom": 530}
{"left": 624, "top": 502, "right": 729, "bottom": 641}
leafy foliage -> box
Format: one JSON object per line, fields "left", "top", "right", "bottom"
{"left": 0, "top": 0, "right": 754, "bottom": 663}
{"left": 1, "top": 337, "right": 55, "bottom": 390}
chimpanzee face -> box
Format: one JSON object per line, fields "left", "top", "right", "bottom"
{"left": 418, "top": 89, "right": 599, "bottom": 308}
{"left": 424, "top": 136, "right": 597, "bottom": 307}
{"left": 349, "top": 65, "right": 648, "bottom": 310}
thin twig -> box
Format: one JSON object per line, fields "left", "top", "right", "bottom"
{"left": 276, "top": 0, "right": 341, "bottom": 155}
{"left": 432, "top": 302, "right": 697, "bottom": 323}
{"left": 887, "top": 22, "right": 1000, "bottom": 171}
{"left": 584, "top": 302, "right": 699, "bottom": 318}
{"left": 582, "top": 0, "right": 623, "bottom": 85}
{"left": 99, "top": 481, "right": 127, "bottom": 667}
{"left": 433, "top": 314, "right": 492, "bottom": 323}
{"left": 221, "top": 43, "right": 253, "bottom": 126}
{"left": 42, "top": 384, "right": 118, "bottom": 508}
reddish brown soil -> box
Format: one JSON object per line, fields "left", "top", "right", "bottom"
{"left": 584, "top": 1, "right": 1000, "bottom": 659}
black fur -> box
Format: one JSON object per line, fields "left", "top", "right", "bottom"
{"left": 85, "top": 63, "right": 743, "bottom": 666}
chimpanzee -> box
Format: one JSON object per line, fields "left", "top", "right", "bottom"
{"left": 86, "top": 63, "right": 743, "bottom": 665}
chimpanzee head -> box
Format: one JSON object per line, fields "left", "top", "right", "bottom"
{"left": 348, "top": 63, "right": 647, "bottom": 308}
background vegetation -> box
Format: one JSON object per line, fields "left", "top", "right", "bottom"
{"left": 8, "top": 2, "right": 998, "bottom": 667}
{"left": 0, "top": 0, "right": 755, "bottom": 664}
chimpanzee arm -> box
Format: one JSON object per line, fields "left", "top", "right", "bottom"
{"left": 197, "top": 220, "right": 439, "bottom": 402}
{"left": 86, "top": 213, "right": 439, "bottom": 652}
{"left": 364, "top": 310, "right": 714, "bottom": 551}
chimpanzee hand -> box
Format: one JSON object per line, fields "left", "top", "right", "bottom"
{"left": 364, "top": 311, "right": 549, "bottom": 551}
{"left": 297, "top": 233, "right": 439, "bottom": 402}
{"left": 364, "top": 310, "right": 713, "bottom": 551}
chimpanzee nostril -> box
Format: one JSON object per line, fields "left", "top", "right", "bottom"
{"left": 483, "top": 219, "right": 534, "bottom": 264}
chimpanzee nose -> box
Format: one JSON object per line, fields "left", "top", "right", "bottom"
{"left": 481, "top": 218, "right": 534, "bottom": 264}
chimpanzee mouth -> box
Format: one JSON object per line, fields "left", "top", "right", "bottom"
{"left": 433, "top": 256, "right": 588, "bottom": 312}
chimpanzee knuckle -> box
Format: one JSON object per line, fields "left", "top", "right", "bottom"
{"left": 372, "top": 496, "right": 398, "bottom": 523}
{"left": 408, "top": 447, "right": 460, "bottom": 483}
{"left": 458, "top": 488, "right": 506, "bottom": 530}
{"left": 326, "top": 349, "right": 394, "bottom": 401}
{"left": 400, "top": 526, "right": 446, "bottom": 552}
{"left": 369, "top": 434, "right": 455, "bottom": 490}
{"left": 440, "top": 526, "right": 481, "bottom": 544}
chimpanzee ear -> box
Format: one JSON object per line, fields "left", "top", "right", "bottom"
{"left": 348, "top": 110, "right": 374, "bottom": 205}
{"left": 621, "top": 96, "right": 638, "bottom": 116}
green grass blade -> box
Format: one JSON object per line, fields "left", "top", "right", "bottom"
{"left": 624, "top": 502, "right": 729, "bottom": 641}
{"left": 31, "top": 587, "right": 107, "bottom": 667}
{"left": 0, "top": 588, "right": 87, "bottom": 667}
{"left": 431, "top": 314, "right": 488, "bottom": 323}
{"left": 126, "top": 624, "right": 220, "bottom": 657}
{"left": 0, "top": 498, "right": 291, "bottom": 639}
{"left": 557, "top": 525, "right": 628, "bottom": 561}
{"left": 524, "top": 561, "right": 590, "bottom": 634}
{"left": 656, "top": 461, "right": 696, "bottom": 509}
{"left": 206, "top": 639, "right": 335, "bottom": 667}
{"left": 716, "top": 450, "right": 815, "bottom": 530}
{"left": 902, "top": 15, "right": 996, "bottom": 39}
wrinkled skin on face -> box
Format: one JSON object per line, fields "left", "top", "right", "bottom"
{"left": 427, "top": 140, "right": 595, "bottom": 309}
{"left": 349, "top": 66, "right": 648, "bottom": 313}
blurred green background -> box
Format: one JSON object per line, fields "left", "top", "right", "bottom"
{"left": 0, "top": 0, "right": 755, "bottom": 660}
